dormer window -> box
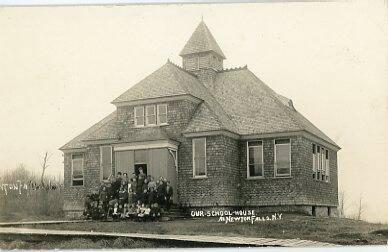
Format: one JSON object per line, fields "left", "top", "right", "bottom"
{"left": 157, "top": 104, "right": 168, "bottom": 125}
{"left": 134, "top": 106, "right": 145, "bottom": 127}
{"left": 134, "top": 104, "right": 168, "bottom": 127}
{"left": 146, "top": 105, "right": 156, "bottom": 125}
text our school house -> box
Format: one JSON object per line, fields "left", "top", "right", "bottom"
{"left": 60, "top": 21, "right": 340, "bottom": 218}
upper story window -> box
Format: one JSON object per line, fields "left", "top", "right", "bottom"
{"left": 274, "top": 139, "right": 291, "bottom": 177}
{"left": 71, "top": 153, "right": 84, "bottom": 186}
{"left": 247, "top": 141, "right": 264, "bottom": 178}
{"left": 134, "top": 106, "right": 145, "bottom": 127}
{"left": 100, "top": 146, "right": 112, "bottom": 181}
{"left": 146, "top": 105, "right": 156, "bottom": 125}
{"left": 193, "top": 138, "right": 206, "bottom": 178}
{"left": 134, "top": 104, "right": 168, "bottom": 127}
{"left": 312, "top": 143, "right": 330, "bottom": 182}
{"left": 157, "top": 104, "right": 168, "bottom": 125}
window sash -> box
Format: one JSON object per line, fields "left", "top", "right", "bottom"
{"left": 71, "top": 154, "right": 84, "bottom": 185}
{"left": 145, "top": 105, "right": 156, "bottom": 125}
{"left": 157, "top": 104, "right": 168, "bottom": 125}
{"left": 275, "top": 140, "right": 291, "bottom": 177}
{"left": 193, "top": 138, "right": 206, "bottom": 177}
{"left": 134, "top": 106, "right": 144, "bottom": 127}
{"left": 100, "top": 146, "right": 112, "bottom": 181}
{"left": 247, "top": 141, "right": 264, "bottom": 178}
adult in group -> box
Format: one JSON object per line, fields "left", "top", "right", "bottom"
{"left": 165, "top": 181, "right": 173, "bottom": 211}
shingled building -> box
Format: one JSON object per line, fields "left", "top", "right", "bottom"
{"left": 60, "top": 21, "right": 340, "bottom": 218}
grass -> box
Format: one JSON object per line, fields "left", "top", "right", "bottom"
{"left": 0, "top": 189, "right": 64, "bottom": 222}
{"left": 0, "top": 237, "right": 166, "bottom": 249}
{"left": 26, "top": 213, "right": 388, "bottom": 246}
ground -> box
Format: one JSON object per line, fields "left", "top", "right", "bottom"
{"left": 1, "top": 214, "right": 388, "bottom": 248}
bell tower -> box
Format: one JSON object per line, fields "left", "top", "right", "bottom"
{"left": 179, "top": 21, "right": 226, "bottom": 85}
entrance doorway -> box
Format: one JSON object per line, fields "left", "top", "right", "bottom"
{"left": 134, "top": 164, "right": 147, "bottom": 176}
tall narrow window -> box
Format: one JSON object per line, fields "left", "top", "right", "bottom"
{"left": 247, "top": 141, "right": 264, "bottom": 178}
{"left": 193, "top": 138, "right": 206, "bottom": 178}
{"left": 71, "top": 153, "right": 84, "bottom": 186}
{"left": 325, "top": 149, "right": 330, "bottom": 182}
{"left": 134, "top": 106, "right": 144, "bottom": 127}
{"left": 157, "top": 104, "right": 168, "bottom": 125}
{"left": 312, "top": 144, "right": 316, "bottom": 179}
{"left": 321, "top": 147, "right": 325, "bottom": 181}
{"left": 317, "top": 146, "right": 321, "bottom": 180}
{"left": 145, "top": 105, "right": 156, "bottom": 125}
{"left": 274, "top": 139, "right": 291, "bottom": 177}
{"left": 100, "top": 146, "right": 112, "bottom": 181}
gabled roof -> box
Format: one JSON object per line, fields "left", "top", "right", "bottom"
{"left": 207, "top": 68, "right": 339, "bottom": 147}
{"left": 60, "top": 111, "right": 117, "bottom": 150}
{"left": 179, "top": 21, "right": 226, "bottom": 59}
{"left": 184, "top": 103, "right": 223, "bottom": 133}
{"left": 112, "top": 61, "right": 237, "bottom": 133}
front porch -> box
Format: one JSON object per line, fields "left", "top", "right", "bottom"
{"left": 106, "top": 140, "right": 179, "bottom": 203}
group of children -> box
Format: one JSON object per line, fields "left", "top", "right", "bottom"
{"left": 83, "top": 168, "right": 174, "bottom": 221}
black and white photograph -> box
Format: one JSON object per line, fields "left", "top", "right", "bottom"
{"left": 0, "top": 0, "right": 387, "bottom": 250}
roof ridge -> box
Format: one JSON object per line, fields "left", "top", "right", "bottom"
{"left": 245, "top": 69, "right": 304, "bottom": 130}
{"left": 168, "top": 61, "right": 238, "bottom": 133}
{"left": 218, "top": 65, "right": 248, "bottom": 73}
{"left": 83, "top": 111, "right": 118, "bottom": 141}
{"left": 245, "top": 69, "right": 338, "bottom": 147}
{"left": 59, "top": 111, "right": 116, "bottom": 150}
{"left": 167, "top": 59, "right": 198, "bottom": 78}
{"left": 184, "top": 102, "right": 223, "bottom": 133}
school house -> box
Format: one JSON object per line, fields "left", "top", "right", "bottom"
{"left": 60, "top": 21, "right": 340, "bottom": 218}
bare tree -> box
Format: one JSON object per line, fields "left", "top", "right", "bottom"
{"left": 40, "top": 151, "right": 52, "bottom": 187}
{"left": 356, "top": 195, "right": 365, "bottom": 221}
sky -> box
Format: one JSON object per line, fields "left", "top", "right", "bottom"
{"left": 0, "top": 1, "right": 387, "bottom": 222}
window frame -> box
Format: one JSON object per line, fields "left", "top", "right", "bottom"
{"left": 325, "top": 149, "right": 330, "bottom": 182}
{"left": 274, "top": 139, "right": 292, "bottom": 178}
{"left": 71, "top": 153, "right": 84, "bottom": 186}
{"left": 157, "top": 104, "right": 168, "bottom": 125}
{"left": 100, "top": 146, "right": 113, "bottom": 182}
{"left": 312, "top": 144, "right": 316, "bottom": 179}
{"left": 145, "top": 105, "right": 157, "bottom": 126}
{"left": 246, "top": 140, "right": 264, "bottom": 179}
{"left": 192, "top": 138, "right": 207, "bottom": 179}
{"left": 134, "top": 106, "right": 145, "bottom": 127}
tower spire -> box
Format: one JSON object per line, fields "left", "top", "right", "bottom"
{"left": 180, "top": 20, "right": 225, "bottom": 73}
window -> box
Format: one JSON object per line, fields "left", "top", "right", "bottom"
{"left": 134, "top": 106, "right": 144, "bottom": 127}
{"left": 157, "top": 104, "right": 168, "bottom": 125}
{"left": 100, "top": 146, "right": 112, "bottom": 181}
{"left": 134, "top": 104, "right": 168, "bottom": 127}
{"left": 145, "top": 105, "right": 156, "bottom": 125}
{"left": 312, "top": 144, "right": 316, "bottom": 179}
{"left": 71, "top": 153, "right": 84, "bottom": 186}
{"left": 321, "top": 147, "right": 325, "bottom": 181}
{"left": 312, "top": 143, "right": 330, "bottom": 182}
{"left": 193, "top": 138, "right": 206, "bottom": 178}
{"left": 325, "top": 149, "right": 330, "bottom": 182}
{"left": 247, "top": 141, "right": 264, "bottom": 178}
{"left": 274, "top": 139, "right": 291, "bottom": 177}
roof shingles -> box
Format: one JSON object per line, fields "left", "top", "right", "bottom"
{"left": 179, "top": 21, "right": 226, "bottom": 59}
